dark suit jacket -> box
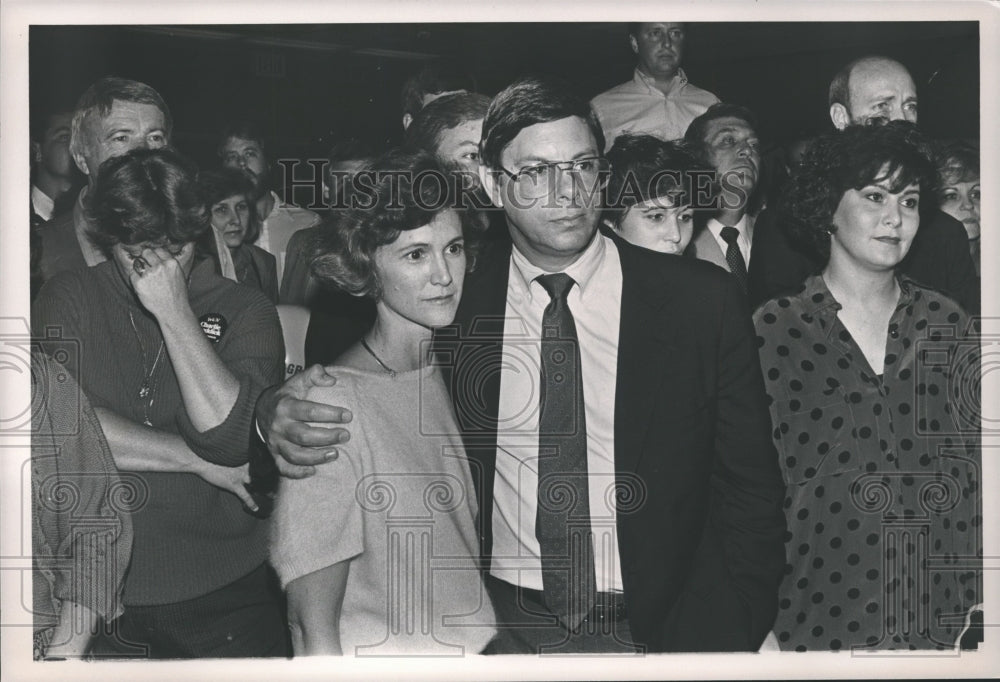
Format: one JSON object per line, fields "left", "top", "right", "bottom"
{"left": 685, "top": 213, "right": 767, "bottom": 307}
{"left": 38, "top": 207, "right": 89, "bottom": 286}
{"left": 436, "top": 235, "right": 787, "bottom": 652}
{"left": 748, "top": 207, "right": 980, "bottom": 313}
{"left": 234, "top": 243, "right": 280, "bottom": 305}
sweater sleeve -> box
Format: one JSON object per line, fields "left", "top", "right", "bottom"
{"left": 269, "top": 380, "right": 365, "bottom": 587}
{"left": 174, "top": 287, "right": 285, "bottom": 465}
{"left": 32, "top": 354, "right": 133, "bottom": 626}
{"left": 31, "top": 273, "right": 83, "bottom": 379}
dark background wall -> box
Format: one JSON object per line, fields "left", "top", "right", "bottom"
{"left": 30, "top": 22, "right": 979, "bottom": 172}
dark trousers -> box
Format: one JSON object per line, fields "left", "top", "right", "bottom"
{"left": 93, "top": 564, "right": 289, "bottom": 659}
{"left": 483, "top": 575, "right": 643, "bottom": 655}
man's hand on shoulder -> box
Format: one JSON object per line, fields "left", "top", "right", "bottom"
{"left": 256, "top": 364, "right": 353, "bottom": 479}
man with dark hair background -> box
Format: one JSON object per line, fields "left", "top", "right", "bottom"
{"left": 405, "top": 91, "right": 490, "bottom": 173}
{"left": 219, "top": 120, "right": 321, "bottom": 285}
{"left": 683, "top": 103, "right": 765, "bottom": 302}
{"left": 399, "top": 61, "right": 475, "bottom": 131}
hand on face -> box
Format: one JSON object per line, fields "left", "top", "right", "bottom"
{"left": 116, "top": 242, "right": 195, "bottom": 320}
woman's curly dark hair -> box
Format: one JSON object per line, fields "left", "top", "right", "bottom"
{"left": 779, "top": 120, "right": 937, "bottom": 264}
{"left": 86, "top": 148, "right": 209, "bottom": 257}
{"left": 308, "top": 148, "right": 486, "bottom": 299}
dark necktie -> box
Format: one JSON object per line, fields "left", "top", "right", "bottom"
{"left": 534, "top": 273, "right": 596, "bottom": 631}
{"left": 720, "top": 225, "right": 749, "bottom": 294}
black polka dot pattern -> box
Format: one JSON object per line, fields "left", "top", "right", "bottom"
{"left": 753, "top": 275, "right": 981, "bottom": 651}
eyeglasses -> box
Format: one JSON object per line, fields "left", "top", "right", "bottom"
{"left": 497, "top": 156, "right": 610, "bottom": 199}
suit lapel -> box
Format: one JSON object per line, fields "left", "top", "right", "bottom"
{"left": 691, "top": 227, "right": 728, "bottom": 271}
{"left": 614, "top": 243, "right": 679, "bottom": 475}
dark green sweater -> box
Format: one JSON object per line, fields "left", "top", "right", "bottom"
{"left": 33, "top": 257, "right": 284, "bottom": 606}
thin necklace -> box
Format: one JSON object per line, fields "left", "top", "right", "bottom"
{"left": 128, "top": 310, "right": 165, "bottom": 426}
{"left": 360, "top": 336, "right": 397, "bottom": 378}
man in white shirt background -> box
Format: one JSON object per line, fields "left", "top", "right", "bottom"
{"left": 591, "top": 22, "right": 719, "bottom": 151}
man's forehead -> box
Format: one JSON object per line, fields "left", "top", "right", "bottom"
{"left": 641, "top": 22, "right": 684, "bottom": 31}
{"left": 101, "top": 99, "right": 165, "bottom": 121}
{"left": 222, "top": 136, "right": 263, "bottom": 151}
{"left": 441, "top": 119, "right": 483, "bottom": 144}
{"left": 706, "top": 117, "right": 757, "bottom": 138}
{"left": 502, "top": 116, "right": 598, "bottom": 161}
{"left": 46, "top": 112, "right": 73, "bottom": 133}
{"left": 849, "top": 60, "right": 915, "bottom": 95}
{"left": 91, "top": 101, "right": 166, "bottom": 137}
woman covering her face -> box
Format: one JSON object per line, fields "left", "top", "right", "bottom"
{"left": 199, "top": 167, "right": 279, "bottom": 303}
{"left": 270, "top": 149, "right": 496, "bottom": 655}
{"left": 753, "top": 121, "right": 980, "bottom": 651}
{"left": 32, "top": 148, "right": 288, "bottom": 658}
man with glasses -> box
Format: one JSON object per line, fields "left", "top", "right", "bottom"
{"left": 748, "top": 55, "right": 979, "bottom": 313}
{"left": 258, "top": 77, "right": 786, "bottom": 654}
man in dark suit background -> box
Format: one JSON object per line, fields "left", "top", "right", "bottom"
{"left": 683, "top": 103, "right": 765, "bottom": 302}
{"left": 749, "top": 56, "right": 980, "bottom": 313}
{"left": 258, "top": 76, "right": 786, "bottom": 654}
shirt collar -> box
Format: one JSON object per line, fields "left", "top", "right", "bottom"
{"left": 73, "top": 187, "right": 92, "bottom": 233}
{"left": 31, "top": 185, "right": 55, "bottom": 220}
{"left": 801, "top": 272, "right": 917, "bottom": 319}
{"left": 509, "top": 228, "right": 607, "bottom": 303}
{"left": 633, "top": 66, "right": 688, "bottom": 94}
{"left": 707, "top": 214, "right": 750, "bottom": 239}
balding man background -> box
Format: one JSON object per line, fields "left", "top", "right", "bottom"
{"left": 748, "top": 55, "right": 979, "bottom": 313}
{"left": 828, "top": 56, "right": 918, "bottom": 129}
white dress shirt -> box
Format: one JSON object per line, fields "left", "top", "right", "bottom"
{"left": 256, "top": 191, "right": 321, "bottom": 283}
{"left": 707, "top": 214, "right": 753, "bottom": 269}
{"left": 591, "top": 68, "right": 720, "bottom": 151}
{"left": 490, "top": 232, "right": 624, "bottom": 593}
{"left": 32, "top": 185, "right": 55, "bottom": 221}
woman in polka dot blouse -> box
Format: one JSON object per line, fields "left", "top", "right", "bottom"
{"left": 753, "top": 121, "right": 981, "bottom": 651}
